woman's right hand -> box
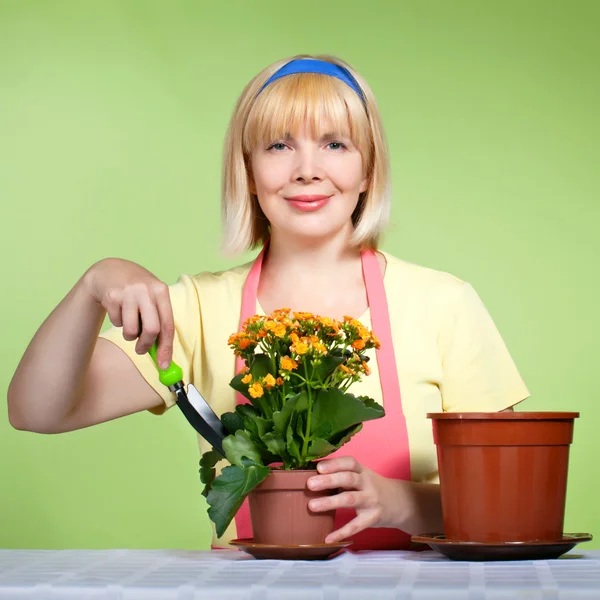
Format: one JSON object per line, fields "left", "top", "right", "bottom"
{"left": 83, "top": 258, "right": 175, "bottom": 369}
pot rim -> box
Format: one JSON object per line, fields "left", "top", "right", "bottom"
{"left": 428, "top": 411, "right": 579, "bottom": 420}
{"left": 266, "top": 468, "right": 319, "bottom": 473}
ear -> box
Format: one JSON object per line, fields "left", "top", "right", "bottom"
{"left": 359, "top": 175, "right": 369, "bottom": 194}
{"left": 247, "top": 163, "right": 257, "bottom": 195}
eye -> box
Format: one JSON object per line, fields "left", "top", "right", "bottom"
{"left": 267, "top": 142, "right": 288, "bottom": 152}
{"left": 326, "top": 141, "right": 347, "bottom": 151}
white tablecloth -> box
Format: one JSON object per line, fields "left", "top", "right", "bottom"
{"left": 0, "top": 549, "right": 599, "bottom": 599}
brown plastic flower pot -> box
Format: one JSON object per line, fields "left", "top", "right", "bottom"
{"left": 248, "top": 469, "right": 336, "bottom": 545}
{"left": 428, "top": 412, "right": 579, "bottom": 543}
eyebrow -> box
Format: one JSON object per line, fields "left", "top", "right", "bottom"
{"left": 277, "top": 132, "right": 349, "bottom": 142}
{"left": 320, "top": 132, "right": 348, "bottom": 142}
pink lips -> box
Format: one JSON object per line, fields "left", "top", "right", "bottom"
{"left": 285, "top": 195, "right": 331, "bottom": 212}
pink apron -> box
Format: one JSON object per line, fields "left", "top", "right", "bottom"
{"left": 232, "top": 245, "right": 412, "bottom": 550}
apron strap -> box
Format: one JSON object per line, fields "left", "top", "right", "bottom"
{"left": 361, "top": 250, "right": 404, "bottom": 420}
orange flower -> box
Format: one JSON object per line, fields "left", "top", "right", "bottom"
{"left": 241, "top": 373, "right": 252, "bottom": 384}
{"left": 293, "top": 342, "right": 309, "bottom": 355}
{"left": 280, "top": 356, "right": 298, "bottom": 371}
{"left": 263, "top": 374, "right": 276, "bottom": 389}
{"left": 242, "top": 315, "right": 263, "bottom": 328}
{"left": 273, "top": 323, "right": 287, "bottom": 338}
{"left": 362, "top": 360, "right": 371, "bottom": 376}
{"left": 294, "top": 312, "right": 315, "bottom": 321}
{"left": 290, "top": 332, "right": 300, "bottom": 344}
{"left": 324, "top": 317, "right": 340, "bottom": 332}
{"left": 239, "top": 338, "right": 254, "bottom": 350}
{"left": 276, "top": 377, "right": 284, "bottom": 386}
{"left": 340, "top": 364, "right": 356, "bottom": 375}
{"left": 313, "top": 342, "right": 327, "bottom": 354}
{"left": 264, "top": 320, "right": 277, "bottom": 332}
{"left": 248, "top": 382, "right": 264, "bottom": 398}
{"left": 344, "top": 316, "right": 363, "bottom": 330}
{"left": 352, "top": 339, "right": 366, "bottom": 350}
{"left": 358, "top": 326, "right": 369, "bottom": 340}
{"left": 371, "top": 334, "right": 381, "bottom": 349}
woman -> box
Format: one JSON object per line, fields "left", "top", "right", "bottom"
{"left": 7, "top": 55, "right": 529, "bottom": 550}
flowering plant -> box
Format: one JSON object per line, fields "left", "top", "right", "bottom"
{"left": 200, "top": 308, "right": 385, "bottom": 537}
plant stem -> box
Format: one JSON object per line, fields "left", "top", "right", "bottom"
{"left": 270, "top": 352, "right": 282, "bottom": 410}
{"left": 301, "top": 363, "right": 313, "bottom": 458}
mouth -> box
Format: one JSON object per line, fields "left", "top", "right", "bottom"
{"left": 285, "top": 194, "right": 332, "bottom": 212}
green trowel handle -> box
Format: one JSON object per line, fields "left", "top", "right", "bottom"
{"left": 149, "top": 341, "right": 183, "bottom": 388}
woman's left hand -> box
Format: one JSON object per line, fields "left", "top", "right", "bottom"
{"left": 307, "top": 456, "right": 408, "bottom": 544}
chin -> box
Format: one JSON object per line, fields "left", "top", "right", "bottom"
{"left": 279, "top": 223, "right": 349, "bottom": 243}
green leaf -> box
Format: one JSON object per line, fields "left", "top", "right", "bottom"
{"left": 262, "top": 431, "right": 287, "bottom": 457}
{"left": 311, "top": 421, "right": 332, "bottom": 440}
{"left": 296, "top": 413, "right": 305, "bottom": 438}
{"left": 235, "top": 405, "right": 260, "bottom": 437}
{"left": 229, "top": 372, "right": 254, "bottom": 402}
{"left": 254, "top": 416, "right": 272, "bottom": 438}
{"left": 273, "top": 391, "right": 308, "bottom": 435}
{"left": 199, "top": 449, "right": 223, "bottom": 498}
{"left": 358, "top": 395, "right": 385, "bottom": 414}
{"left": 233, "top": 405, "right": 272, "bottom": 445}
{"left": 222, "top": 430, "right": 263, "bottom": 467}
{"left": 206, "top": 460, "right": 271, "bottom": 537}
{"left": 236, "top": 404, "right": 260, "bottom": 423}
{"left": 311, "top": 389, "right": 384, "bottom": 438}
{"left": 312, "top": 353, "right": 345, "bottom": 381}
{"left": 286, "top": 418, "right": 302, "bottom": 463}
{"left": 305, "top": 423, "right": 363, "bottom": 461}
{"left": 332, "top": 423, "right": 363, "bottom": 447}
{"left": 305, "top": 438, "right": 337, "bottom": 460}
{"left": 221, "top": 411, "right": 244, "bottom": 435}
{"left": 249, "top": 353, "right": 274, "bottom": 379}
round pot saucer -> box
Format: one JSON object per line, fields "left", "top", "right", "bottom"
{"left": 230, "top": 538, "right": 352, "bottom": 560}
{"left": 411, "top": 533, "right": 593, "bottom": 561}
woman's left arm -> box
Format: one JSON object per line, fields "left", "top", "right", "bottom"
{"left": 309, "top": 406, "right": 514, "bottom": 543}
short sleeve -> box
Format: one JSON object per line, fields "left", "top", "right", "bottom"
{"left": 439, "top": 282, "right": 530, "bottom": 412}
{"left": 98, "top": 274, "right": 201, "bottom": 415}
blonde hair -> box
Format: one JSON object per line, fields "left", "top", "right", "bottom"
{"left": 221, "top": 54, "right": 391, "bottom": 255}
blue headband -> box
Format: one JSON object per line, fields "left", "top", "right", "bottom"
{"left": 258, "top": 59, "right": 366, "bottom": 104}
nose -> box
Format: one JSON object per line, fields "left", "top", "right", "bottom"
{"left": 291, "top": 146, "right": 324, "bottom": 183}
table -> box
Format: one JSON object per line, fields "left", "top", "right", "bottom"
{"left": 1, "top": 549, "right": 599, "bottom": 599}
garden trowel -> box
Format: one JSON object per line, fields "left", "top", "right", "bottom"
{"left": 148, "top": 342, "right": 227, "bottom": 457}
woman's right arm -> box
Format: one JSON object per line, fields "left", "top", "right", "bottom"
{"left": 7, "top": 258, "right": 175, "bottom": 434}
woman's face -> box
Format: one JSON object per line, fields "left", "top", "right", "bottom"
{"left": 250, "top": 124, "right": 368, "bottom": 244}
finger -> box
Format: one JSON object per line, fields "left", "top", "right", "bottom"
{"left": 152, "top": 282, "right": 175, "bottom": 368}
{"left": 135, "top": 297, "right": 161, "bottom": 355}
{"left": 325, "top": 513, "right": 377, "bottom": 544}
{"left": 317, "top": 456, "right": 362, "bottom": 475}
{"left": 121, "top": 294, "right": 141, "bottom": 342}
{"left": 309, "top": 490, "right": 365, "bottom": 512}
{"left": 308, "top": 470, "right": 362, "bottom": 492}
{"left": 104, "top": 289, "right": 124, "bottom": 327}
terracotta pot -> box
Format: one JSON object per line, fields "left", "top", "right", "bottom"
{"left": 248, "top": 469, "right": 336, "bottom": 545}
{"left": 428, "top": 412, "right": 579, "bottom": 543}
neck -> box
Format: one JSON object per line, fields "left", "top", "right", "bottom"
{"left": 266, "top": 228, "right": 362, "bottom": 277}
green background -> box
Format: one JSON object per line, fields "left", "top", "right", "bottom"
{"left": 1, "top": 0, "right": 598, "bottom": 550}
